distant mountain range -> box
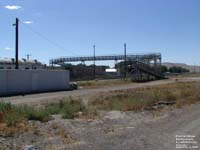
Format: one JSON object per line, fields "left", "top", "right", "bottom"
{"left": 162, "top": 62, "right": 200, "bottom": 73}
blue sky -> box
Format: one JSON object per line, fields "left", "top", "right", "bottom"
{"left": 0, "top": 0, "right": 200, "bottom": 65}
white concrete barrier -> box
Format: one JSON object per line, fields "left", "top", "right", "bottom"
{"left": 0, "top": 70, "right": 69, "bottom": 96}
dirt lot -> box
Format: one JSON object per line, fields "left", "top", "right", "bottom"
{"left": 1, "top": 103, "right": 200, "bottom": 150}
{"left": 1, "top": 77, "right": 200, "bottom": 150}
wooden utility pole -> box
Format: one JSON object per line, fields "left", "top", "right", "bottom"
{"left": 13, "top": 18, "right": 19, "bottom": 69}
{"left": 124, "top": 43, "right": 127, "bottom": 78}
{"left": 93, "top": 45, "right": 96, "bottom": 79}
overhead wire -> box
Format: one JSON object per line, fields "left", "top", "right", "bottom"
{"left": 1, "top": 2, "right": 79, "bottom": 56}
{"left": 0, "top": 1, "right": 92, "bottom": 58}
{"left": 19, "top": 19, "right": 80, "bottom": 56}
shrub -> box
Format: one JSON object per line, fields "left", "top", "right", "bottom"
{"left": 26, "top": 108, "right": 50, "bottom": 122}
{"left": 3, "top": 111, "right": 23, "bottom": 127}
{"left": 0, "top": 102, "right": 12, "bottom": 113}
{"left": 61, "top": 100, "right": 82, "bottom": 119}
{"left": 46, "top": 103, "right": 61, "bottom": 115}
{"left": 0, "top": 99, "right": 98, "bottom": 126}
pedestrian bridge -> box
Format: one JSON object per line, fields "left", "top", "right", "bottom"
{"left": 49, "top": 53, "right": 161, "bottom": 65}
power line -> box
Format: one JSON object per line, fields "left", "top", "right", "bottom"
{"left": 19, "top": 20, "right": 79, "bottom": 56}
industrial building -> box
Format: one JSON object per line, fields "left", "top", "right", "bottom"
{"left": 0, "top": 69, "right": 70, "bottom": 96}
{"left": 0, "top": 58, "right": 45, "bottom": 70}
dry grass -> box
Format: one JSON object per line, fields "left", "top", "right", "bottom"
{"left": 176, "top": 73, "right": 200, "bottom": 78}
{"left": 0, "top": 99, "right": 97, "bottom": 127}
{"left": 1, "top": 81, "right": 200, "bottom": 136}
{"left": 0, "top": 121, "right": 38, "bottom": 137}
{"left": 90, "top": 81, "right": 200, "bottom": 111}
{"left": 49, "top": 123, "right": 77, "bottom": 144}
{"left": 77, "top": 78, "right": 133, "bottom": 89}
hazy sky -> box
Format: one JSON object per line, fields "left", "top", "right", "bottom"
{"left": 0, "top": 0, "right": 200, "bottom": 65}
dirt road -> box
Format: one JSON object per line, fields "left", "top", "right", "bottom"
{"left": 1, "top": 77, "right": 200, "bottom": 105}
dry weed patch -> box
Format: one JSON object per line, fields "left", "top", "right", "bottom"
{"left": 91, "top": 81, "right": 200, "bottom": 111}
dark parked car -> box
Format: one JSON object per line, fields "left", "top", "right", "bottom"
{"left": 69, "top": 82, "right": 78, "bottom": 90}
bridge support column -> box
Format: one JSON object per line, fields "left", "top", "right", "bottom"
{"left": 154, "top": 59, "right": 157, "bottom": 67}
{"left": 159, "top": 58, "right": 162, "bottom": 66}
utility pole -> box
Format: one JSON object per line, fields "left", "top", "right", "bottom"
{"left": 13, "top": 18, "right": 19, "bottom": 69}
{"left": 194, "top": 62, "right": 196, "bottom": 73}
{"left": 93, "top": 45, "right": 96, "bottom": 79}
{"left": 199, "top": 62, "right": 200, "bottom": 73}
{"left": 25, "top": 54, "right": 31, "bottom": 60}
{"left": 124, "top": 43, "right": 127, "bottom": 78}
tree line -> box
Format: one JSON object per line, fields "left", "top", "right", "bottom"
{"left": 161, "top": 66, "right": 190, "bottom": 73}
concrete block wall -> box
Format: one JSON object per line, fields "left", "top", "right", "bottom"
{"left": 0, "top": 70, "right": 69, "bottom": 96}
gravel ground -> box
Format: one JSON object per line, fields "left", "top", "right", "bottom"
{"left": 1, "top": 104, "right": 200, "bottom": 150}
{"left": 1, "top": 77, "right": 200, "bottom": 150}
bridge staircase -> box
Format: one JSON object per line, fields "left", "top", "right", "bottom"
{"left": 128, "top": 60, "right": 165, "bottom": 81}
